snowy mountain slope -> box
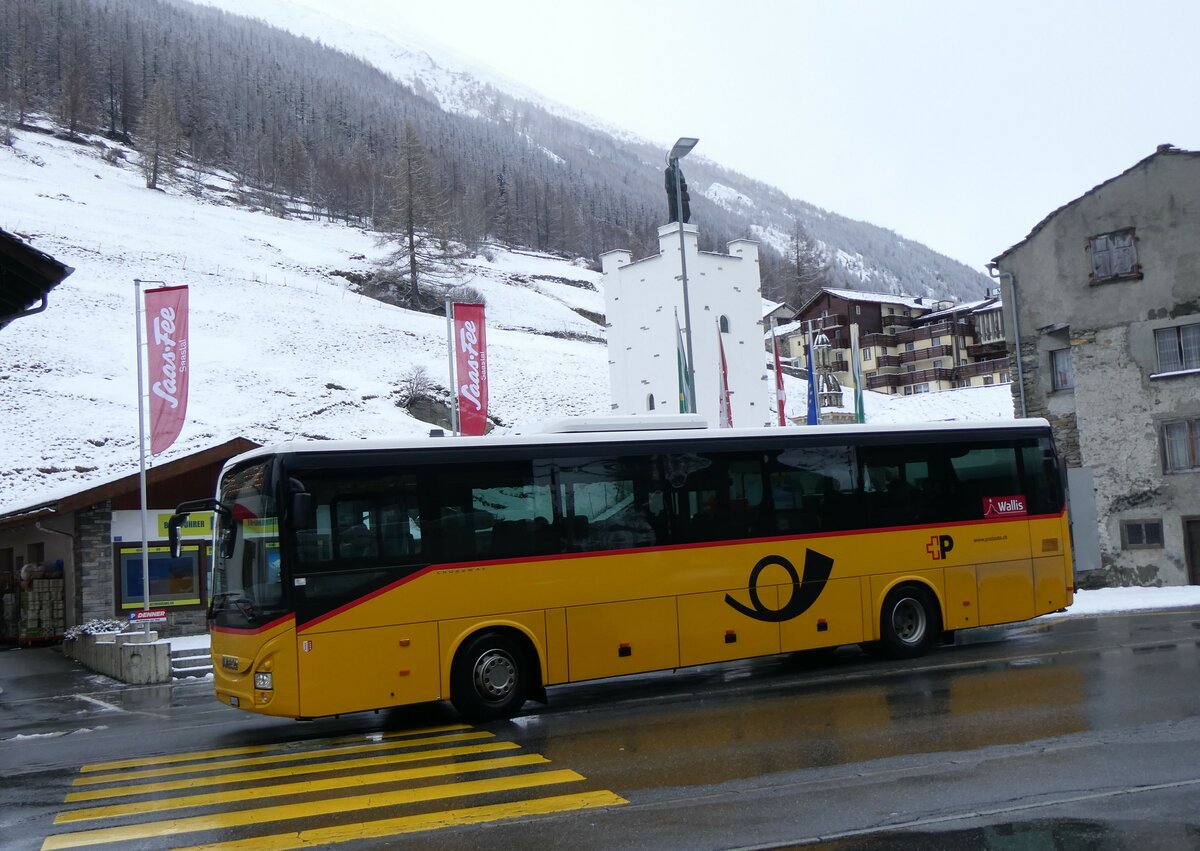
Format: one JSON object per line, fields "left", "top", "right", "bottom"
{"left": 0, "top": 126, "right": 1013, "bottom": 515}
{"left": 187, "top": 0, "right": 639, "bottom": 143}
{"left": 183, "top": 0, "right": 992, "bottom": 302}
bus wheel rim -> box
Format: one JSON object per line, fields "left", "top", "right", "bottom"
{"left": 474, "top": 650, "right": 517, "bottom": 700}
{"left": 893, "top": 597, "right": 927, "bottom": 644}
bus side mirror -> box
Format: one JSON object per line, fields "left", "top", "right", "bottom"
{"left": 292, "top": 492, "right": 316, "bottom": 529}
{"left": 168, "top": 513, "right": 188, "bottom": 558}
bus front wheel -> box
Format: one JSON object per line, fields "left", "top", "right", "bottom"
{"left": 879, "top": 585, "right": 939, "bottom": 659}
{"left": 450, "top": 631, "right": 530, "bottom": 722}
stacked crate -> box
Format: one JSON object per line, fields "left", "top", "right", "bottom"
{"left": 20, "top": 577, "right": 65, "bottom": 644}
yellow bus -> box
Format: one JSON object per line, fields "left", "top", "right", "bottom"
{"left": 170, "top": 417, "right": 1073, "bottom": 722}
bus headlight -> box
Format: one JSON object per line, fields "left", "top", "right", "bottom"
{"left": 254, "top": 672, "right": 274, "bottom": 690}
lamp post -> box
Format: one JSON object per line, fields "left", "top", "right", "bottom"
{"left": 668, "top": 136, "right": 699, "bottom": 412}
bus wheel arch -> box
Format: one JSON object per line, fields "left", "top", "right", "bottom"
{"left": 449, "top": 627, "right": 541, "bottom": 722}
{"left": 878, "top": 582, "right": 942, "bottom": 660}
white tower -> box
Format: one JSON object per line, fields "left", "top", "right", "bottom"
{"left": 601, "top": 223, "right": 769, "bottom": 426}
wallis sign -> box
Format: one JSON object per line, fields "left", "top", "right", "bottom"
{"left": 145, "top": 285, "right": 190, "bottom": 455}
{"left": 452, "top": 302, "right": 488, "bottom": 436}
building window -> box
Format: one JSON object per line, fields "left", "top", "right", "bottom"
{"left": 983, "top": 376, "right": 994, "bottom": 385}
{"left": 933, "top": 359, "right": 944, "bottom": 369}
{"left": 27, "top": 542, "right": 45, "bottom": 565}
{"left": 1161, "top": 418, "right": 1200, "bottom": 472}
{"left": 905, "top": 342, "right": 915, "bottom": 352}
{"left": 1154, "top": 322, "right": 1200, "bottom": 374}
{"left": 1051, "top": 348, "right": 1074, "bottom": 390}
{"left": 1121, "top": 519, "right": 1164, "bottom": 549}
{"left": 913, "top": 383, "right": 930, "bottom": 393}
{"left": 931, "top": 336, "right": 942, "bottom": 347}
{"left": 1088, "top": 229, "right": 1139, "bottom": 282}
{"left": 719, "top": 315, "right": 730, "bottom": 333}
{"left": 862, "top": 347, "right": 873, "bottom": 361}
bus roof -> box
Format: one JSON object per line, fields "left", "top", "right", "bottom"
{"left": 221, "top": 418, "right": 1053, "bottom": 471}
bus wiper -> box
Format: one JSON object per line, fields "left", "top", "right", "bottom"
{"left": 209, "top": 592, "right": 257, "bottom": 621}
{"left": 231, "top": 596, "right": 259, "bottom": 622}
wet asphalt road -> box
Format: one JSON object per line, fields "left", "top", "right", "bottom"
{"left": 1, "top": 608, "right": 1198, "bottom": 851}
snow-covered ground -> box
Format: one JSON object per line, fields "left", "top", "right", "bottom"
{"left": 1, "top": 125, "right": 1016, "bottom": 516}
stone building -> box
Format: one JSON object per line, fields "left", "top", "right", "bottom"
{"left": 601, "top": 223, "right": 770, "bottom": 426}
{"left": 990, "top": 145, "right": 1200, "bottom": 587}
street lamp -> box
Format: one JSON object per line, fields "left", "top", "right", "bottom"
{"left": 668, "top": 137, "right": 699, "bottom": 412}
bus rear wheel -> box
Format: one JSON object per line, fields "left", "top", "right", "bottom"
{"left": 879, "top": 585, "right": 939, "bottom": 659}
{"left": 450, "top": 632, "right": 530, "bottom": 722}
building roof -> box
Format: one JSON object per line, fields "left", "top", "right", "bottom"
{"left": 799, "top": 287, "right": 929, "bottom": 314}
{"left": 0, "top": 437, "right": 259, "bottom": 529}
{"left": 761, "top": 299, "right": 793, "bottom": 318}
{"left": 0, "top": 228, "right": 75, "bottom": 331}
{"left": 990, "top": 145, "right": 1200, "bottom": 264}
{"left": 919, "top": 296, "right": 1001, "bottom": 322}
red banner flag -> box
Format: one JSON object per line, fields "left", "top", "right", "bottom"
{"left": 453, "top": 303, "right": 488, "bottom": 436}
{"left": 773, "top": 334, "right": 787, "bottom": 426}
{"left": 717, "top": 322, "right": 733, "bottom": 428}
{"left": 145, "top": 285, "right": 189, "bottom": 455}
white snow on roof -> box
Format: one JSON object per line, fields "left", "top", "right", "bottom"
{"left": 821, "top": 287, "right": 928, "bottom": 309}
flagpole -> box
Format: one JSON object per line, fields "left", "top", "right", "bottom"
{"left": 773, "top": 332, "right": 787, "bottom": 427}
{"left": 134, "top": 278, "right": 155, "bottom": 636}
{"left": 446, "top": 299, "right": 459, "bottom": 436}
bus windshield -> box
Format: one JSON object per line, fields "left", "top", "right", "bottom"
{"left": 211, "top": 460, "right": 284, "bottom": 627}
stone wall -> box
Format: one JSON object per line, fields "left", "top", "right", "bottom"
{"left": 63, "top": 630, "right": 171, "bottom": 684}
{"left": 73, "top": 501, "right": 112, "bottom": 625}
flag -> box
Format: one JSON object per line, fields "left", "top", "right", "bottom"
{"left": 675, "top": 310, "right": 694, "bottom": 413}
{"left": 805, "top": 332, "right": 819, "bottom": 426}
{"left": 717, "top": 321, "right": 732, "bottom": 428}
{"left": 145, "top": 285, "right": 189, "bottom": 455}
{"left": 773, "top": 333, "right": 787, "bottom": 426}
{"left": 452, "top": 302, "right": 488, "bottom": 436}
{"left": 849, "top": 323, "right": 866, "bottom": 423}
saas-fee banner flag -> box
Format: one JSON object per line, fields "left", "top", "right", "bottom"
{"left": 453, "top": 302, "right": 488, "bottom": 436}
{"left": 144, "top": 284, "right": 189, "bottom": 455}
{"left": 717, "top": 321, "right": 733, "bottom": 428}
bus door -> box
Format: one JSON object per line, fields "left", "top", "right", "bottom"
{"left": 287, "top": 466, "right": 441, "bottom": 717}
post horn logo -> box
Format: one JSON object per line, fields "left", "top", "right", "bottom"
{"left": 725, "top": 549, "right": 834, "bottom": 623}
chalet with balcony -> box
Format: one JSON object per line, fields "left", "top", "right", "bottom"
{"left": 777, "top": 287, "right": 1008, "bottom": 396}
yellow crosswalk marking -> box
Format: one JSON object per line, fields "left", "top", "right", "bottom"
{"left": 73, "top": 730, "right": 494, "bottom": 786}
{"left": 56, "top": 753, "right": 550, "bottom": 823}
{"left": 78, "top": 723, "right": 470, "bottom": 773}
{"left": 65, "top": 741, "right": 520, "bottom": 802}
{"left": 41, "top": 769, "right": 587, "bottom": 850}
{"left": 167, "top": 791, "right": 630, "bottom": 851}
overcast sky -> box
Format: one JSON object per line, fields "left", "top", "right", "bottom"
{"left": 290, "top": 0, "right": 1198, "bottom": 273}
